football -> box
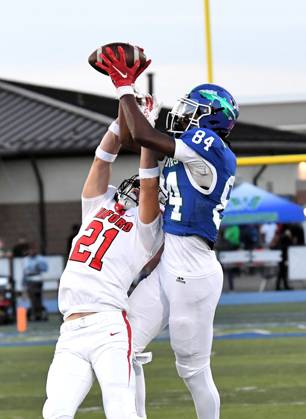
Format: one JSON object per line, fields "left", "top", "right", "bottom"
{"left": 88, "top": 42, "right": 147, "bottom": 76}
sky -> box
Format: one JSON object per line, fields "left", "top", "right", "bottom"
{"left": 1, "top": 0, "right": 306, "bottom": 107}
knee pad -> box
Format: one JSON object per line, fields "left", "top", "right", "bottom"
{"left": 175, "top": 354, "right": 210, "bottom": 379}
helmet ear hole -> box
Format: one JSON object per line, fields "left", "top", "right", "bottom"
{"left": 209, "top": 120, "right": 219, "bottom": 126}
{"left": 194, "top": 109, "right": 202, "bottom": 119}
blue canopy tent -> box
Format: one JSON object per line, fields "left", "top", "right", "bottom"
{"left": 222, "top": 182, "right": 306, "bottom": 225}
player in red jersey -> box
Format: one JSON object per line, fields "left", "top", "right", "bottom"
{"left": 42, "top": 103, "right": 163, "bottom": 419}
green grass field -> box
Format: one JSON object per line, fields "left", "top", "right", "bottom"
{"left": 1, "top": 303, "right": 306, "bottom": 419}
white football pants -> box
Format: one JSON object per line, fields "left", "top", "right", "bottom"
{"left": 43, "top": 311, "right": 140, "bottom": 419}
{"left": 129, "top": 259, "right": 223, "bottom": 419}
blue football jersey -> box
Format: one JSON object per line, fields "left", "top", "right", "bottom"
{"left": 162, "top": 128, "right": 236, "bottom": 243}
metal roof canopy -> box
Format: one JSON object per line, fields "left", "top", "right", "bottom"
{"left": 0, "top": 81, "right": 112, "bottom": 157}
{"left": 2, "top": 79, "right": 306, "bottom": 158}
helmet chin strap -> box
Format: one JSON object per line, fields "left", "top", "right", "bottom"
{"left": 115, "top": 192, "right": 138, "bottom": 213}
{"left": 114, "top": 201, "right": 126, "bottom": 215}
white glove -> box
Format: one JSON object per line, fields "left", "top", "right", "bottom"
{"left": 134, "top": 86, "right": 162, "bottom": 127}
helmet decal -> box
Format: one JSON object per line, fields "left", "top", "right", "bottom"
{"left": 198, "top": 90, "right": 237, "bottom": 120}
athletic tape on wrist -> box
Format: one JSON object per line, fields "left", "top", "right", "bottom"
{"left": 95, "top": 146, "right": 117, "bottom": 163}
{"left": 108, "top": 120, "right": 120, "bottom": 136}
{"left": 117, "top": 85, "right": 135, "bottom": 99}
{"left": 139, "top": 166, "right": 160, "bottom": 179}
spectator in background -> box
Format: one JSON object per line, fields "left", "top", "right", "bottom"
{"left": 259, "top": 223, "right": 278, "bottom": 284}
{"left": 224, "top": 225, "right": 240, "bottom": 250}
{"left": 0, "top": 238, "right": 12, "bottom": 324}
{"left": 275, "top": 225, "right": 293, "bottom": 291}
{"left": 290, "top": 223, "right": 305, "bottom": 245}
{"left": 260, "top": 222, "right": 277, "bottom": 248}
{"left": 223, "top": 225, "right": 241, "bottom": 291}
{"left": 23, "top": 242, "right": 48, "bottom": 320}
{"left": 240, "top": 224, "right": 260, "bottom": 250}
{"left": 0, "top": 238, "right": 12, "bottom": 258}
{"left": 12, "top": 235, "right": 30, "bottom": 257}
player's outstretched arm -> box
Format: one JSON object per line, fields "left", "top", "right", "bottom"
{"left": 95, "top": 46, "right": 175, "bottom": 157}
{"left": 121, "top": 94, "right": 175, "bottom": 157}
{"left": 118, "top": 101, "right": 141, "bottom": 154}
{"left": 138, "top": 147, "right": 161, "bottom": 224}
{"left": 82, "top": 120, "right": 121, "bottom": 198}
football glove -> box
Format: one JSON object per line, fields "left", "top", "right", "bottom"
{"left": 96, "top": 46, "right": 151, "bottom": 88}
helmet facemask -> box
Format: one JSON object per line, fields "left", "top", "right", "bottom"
{"left": 115, "top": 174, "right": 167, "bottom": 214}
{"left": 115, "top": 175, "right": 140, "bottom": 211}
{"left": 166, "top": 97, "right": 212, "bottom": 135}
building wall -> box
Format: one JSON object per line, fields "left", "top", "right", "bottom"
{"left": 0, "top": 155, "right": 139, "bottom": 204}
{"left": 1, "top": 156, "right": 301, "bottom": 204}
{"left": 0, "top": 201, "right": 81, "bottom": 255}
{"left": 237, "top": 164, "right": 299, "bottom": 196}
{"left": 0, "top": 155, "right": 304, "bottom": 254}
{"left": 239, "top": 101, "right": 306, "bottom": 132}
{"left": 0, "top": 203, "right": 40, "bottom": 250}
{"left": 0, "top": 155, "right": 139, "bottom": 253}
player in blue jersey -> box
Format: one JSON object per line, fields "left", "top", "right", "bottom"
{"left": 97, "top": 47, "right": 239, "bottom": 419}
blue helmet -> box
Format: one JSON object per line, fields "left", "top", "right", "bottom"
{"left": 166, "top": 83, "right": 239, "bottom": 138}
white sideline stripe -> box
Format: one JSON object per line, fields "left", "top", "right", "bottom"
{"left": 79, "top": 406, "right": 100, "bottom": 412}
{"left": 252, "top": 329, "right": 271, "bottom": 335}
{"left": 239, "top": 401, "right": 306, "bottom": 406}
{"left": 214, "top": 329, "right": 271, "bottom": 336}
{"left": 235, "top": 386, "right": 258, "bottom": 392}
{"left": 150, "top": 398, "right": 306, "bottom": 407}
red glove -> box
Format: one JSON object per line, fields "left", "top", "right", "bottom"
{"left": 95, "top": 46, "right": 151, "bottom": 88}
{"left": 134, "top": 46, "right": 151, "bottom": 80}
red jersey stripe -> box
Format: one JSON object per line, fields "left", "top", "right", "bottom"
{"left": 122, "top": 310, "right": 132, "bottom": 382}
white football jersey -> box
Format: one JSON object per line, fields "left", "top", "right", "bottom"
{"left": 59, "top": 186, "right": 163, "bottom": 319}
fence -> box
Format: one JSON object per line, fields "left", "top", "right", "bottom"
{"left": 0, "top": 255, "right": 64, "bottom": 292}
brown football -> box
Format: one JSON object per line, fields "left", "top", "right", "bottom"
{"left": 88, "top": 42, "right": 147, "bottom": 76}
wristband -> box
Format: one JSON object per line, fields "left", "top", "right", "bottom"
{"left": 139, "top": 166, "right": 160, "bottom": 179}
{"left": 95, "top": 146, "right": 117, "bottom": 163}
{"left": 117, "top": 85, "right": 135, "bottom": 99}
{"left": 108, "top": 120, "right": 120, "bottom": 136}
